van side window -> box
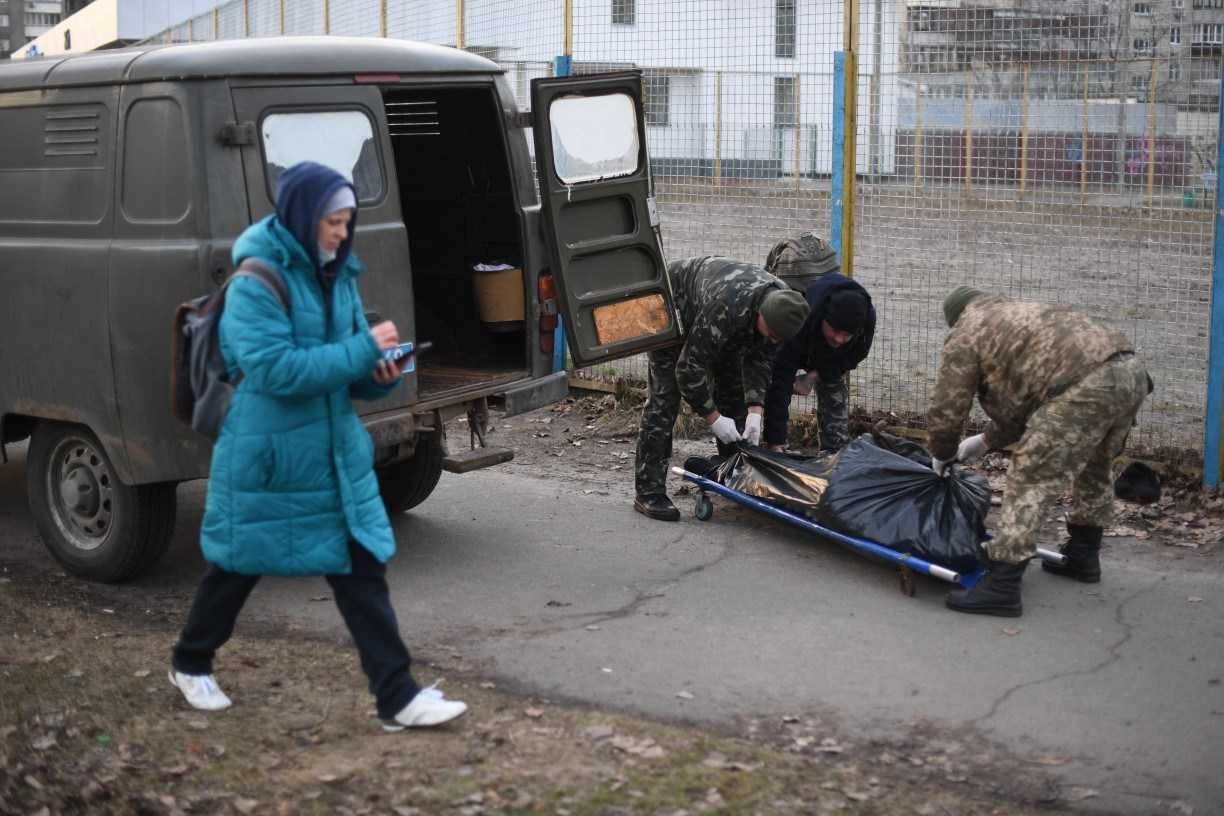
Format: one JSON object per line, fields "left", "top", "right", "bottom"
{"left": 260, "top": 110, "right": 383, "bottom": 203}
{"left": 0, "top": 102, "right": 109, "bottom": 224}
{"left": 121, "top": 98, "right": 191, "bottom": 223}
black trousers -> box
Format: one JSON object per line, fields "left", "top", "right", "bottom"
{"left": 172, "top": 541, "right": 420, "bottom": 720}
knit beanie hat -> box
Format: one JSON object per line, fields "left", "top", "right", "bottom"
{"left": 943, "top": 286, "right": 985, "bottom": 328}
{"left": 766, "top": 231, "right": 840, "bottom": 291}
{"left": 825, "top": 289, "right": 871, "bottom": 335}
{"left": 759, "top": 288, "right": 811, "bottom": 341}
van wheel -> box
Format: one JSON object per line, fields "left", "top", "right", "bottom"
{"left": 377, "top": 433, "right": 444, "bottom": 514}
{"left": 26, "top": 422, "right": 177, "bottom": 583}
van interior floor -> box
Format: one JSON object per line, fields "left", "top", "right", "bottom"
{"left": 416, "top": 363, "right": 525, "bottom": 400}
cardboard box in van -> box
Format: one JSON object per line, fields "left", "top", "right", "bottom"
{"left": 0, "top": 37, "right": 680, "bottom": 582}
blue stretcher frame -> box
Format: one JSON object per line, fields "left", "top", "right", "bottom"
{"left": 673, "top": 466, "right": 1067, "bottom": 593}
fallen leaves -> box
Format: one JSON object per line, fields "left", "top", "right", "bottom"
{"left": 608, "top": 734, "right": 666, "bottom": 759}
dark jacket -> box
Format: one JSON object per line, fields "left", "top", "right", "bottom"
{"left": 763, "top": 274, "right": 875, "bottom": 446}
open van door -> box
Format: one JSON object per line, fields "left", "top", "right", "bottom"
{"left": 531, "top": 72, "right": 681, "bottom": 367}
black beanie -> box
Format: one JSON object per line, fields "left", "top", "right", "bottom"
{"left": 825, "top": 289, "right": 870, "bottom": 335}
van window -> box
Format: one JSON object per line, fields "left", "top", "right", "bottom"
{"left": 122, "top": 98, "right": 190, "bottom": 223}
{"left": 548, "top": 93, "right": 640, "bottom": 184}
{"left": 0, "top": 102, "right": 109, "bottom": 224}
{"left": 260, "top": 110, "right": 383, "bottom": 203}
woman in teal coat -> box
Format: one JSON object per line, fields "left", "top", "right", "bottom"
{"left": 169, "top": 162, "right": 466, "bottom": 730}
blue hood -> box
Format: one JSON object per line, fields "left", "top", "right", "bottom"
{"left": 273, "top": 161, "right": 359, "bottom": 272}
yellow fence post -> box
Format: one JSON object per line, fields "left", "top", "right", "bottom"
{"left": 323, "top": 0, "right": 330, "bottom": 34}
{"left": 243, "top": 0, "right": 250, "bottom": 37}
{"left": 1020, "top": 63, "right": 1029, "bottom": 197}
{"left": 456, "top": 0, "right": 465, "bottom": 50}
{"left": 1081, "top": 67, "right": 1089, "bottom": 199}
{"left": 794, "top": 72, "right": 802, "bottom": 190}
{"left": 279, "top": 0, "right": 285, "bottom": 35}
{"left": 380, "top": 0, "right": 387, "bottom": 37}
{"left": 964, "top": 70, "right": 973, "bottom": 193}
{"left": 914, "top": 84, "right": 923, "bottom": 189}
{"left": 840, "top": 0, "right": 859, "bottom": 277}
{"left": 713, "top": 71, "right": 723, "bottom": 185}
{"left": 214, "top": 8, "right": 220, "bottom": 39}
{"left": 1146, "top": 58, "right": 1158, "bottom": 205}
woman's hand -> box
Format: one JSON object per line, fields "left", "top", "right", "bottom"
{"left": 371, "top": 358, "right": 402, "bottom": 385}
{"left": 370, "top": 320, "right": 399, "bottom": 351}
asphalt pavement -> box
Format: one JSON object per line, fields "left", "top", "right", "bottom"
{"left": 1, "top": 449, "right": 1221, "bottom": 814}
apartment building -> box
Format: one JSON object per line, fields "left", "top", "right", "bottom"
{"left": 0, "top": 0, "right": 62, "bottom": 58}
{"left": 902, "top": 0, "right": 1224, "bottom": 110}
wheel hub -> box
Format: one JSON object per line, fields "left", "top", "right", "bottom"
{"left": 47, "top": 437, "right": 114, "bottom": 550}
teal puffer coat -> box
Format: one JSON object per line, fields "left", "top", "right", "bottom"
{"left": 200, "top": 215, "right": 397, "bottom": 575}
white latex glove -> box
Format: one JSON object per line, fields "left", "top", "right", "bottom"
{"left": 743, "top": 412, "right": 763, "bottom": 446}
{"left": 709, "top": 414, "right": 742, "bottom": 445}
{"left": 931, "top": 456, "right": 954, "bottom": 477}
{"left": 956, "top": 433, "right": 988, "bottom": 464}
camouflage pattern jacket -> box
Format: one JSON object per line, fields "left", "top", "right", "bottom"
{"left": 668, "top": 256, "right": 789, "bottom": 417}
{"left": 927, "top": 295, "right": 1134, "bottom": 461}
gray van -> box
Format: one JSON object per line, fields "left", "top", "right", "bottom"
{"left": 0, "top": 36, "right": 680, "bottom": 582}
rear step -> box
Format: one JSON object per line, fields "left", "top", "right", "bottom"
{"left": 442, "top": 447, "right": 514, "bottom": 474}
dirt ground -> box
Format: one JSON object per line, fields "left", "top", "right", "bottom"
{"left": 4, "top": 394, "right": 1221, "bottom": 816}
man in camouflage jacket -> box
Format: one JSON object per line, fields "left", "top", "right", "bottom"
{"left": 634, "top": 257, "right": 809, "bottom": 521}
{"left": 928, "top": 287, "right": 1152, "bottom": 617}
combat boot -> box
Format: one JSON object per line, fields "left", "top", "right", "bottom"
{"left": 1042, "top": 523, "right": 1102, "bottom": 583}
{"left": 945, "top": 560, "right": 1027, "bottom": 618}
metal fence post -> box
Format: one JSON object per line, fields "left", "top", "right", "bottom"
{"left": 379, "top": 0, "right": 387, "bottom": 38}
{"left": 550, "top": 0, "right": 573, "bottom": 374}
{"left": 831, "top": 0, "right": 858, "bottom": 275}
{"left": 456, "top": 0, "right": 465, "bottom": 49}
{"left": 1204, "top": 63, "right": 1224, "bottom": 489}
{"left": 323, "top": 0, "right": 330, "bottom": 35}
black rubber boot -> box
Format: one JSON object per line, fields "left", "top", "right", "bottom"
{"left": 946, "top": 560, "right": 1027, "bottom": 617}
{"left": 1042, "top": 523, "right": 1102, "bottom": 583}
{"left": 634, "top": 493, "right": 680, "bottom": 522}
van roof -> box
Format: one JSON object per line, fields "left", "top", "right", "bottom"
{"left": 0, "top": 36, "right": 502, "bottom": 92}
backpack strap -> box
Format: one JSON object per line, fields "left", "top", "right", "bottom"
{"left": 229, "top": 258, "right": 290, "bottom": 312}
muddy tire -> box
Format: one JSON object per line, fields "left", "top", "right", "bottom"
{"left": 26, "top": 422, "right": 177, "bottom": 583}
{"left": 377, "top": 432, "right": 444, "bottom": 514}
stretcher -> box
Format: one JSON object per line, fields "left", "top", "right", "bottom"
{"left": 672, "top": 465, "right": 1067, "bottom": 597}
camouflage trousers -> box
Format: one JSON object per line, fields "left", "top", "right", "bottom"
{"left": 813, "top": 376, "right": 850, "bottom": 452}
{"left": 635, "top": 345, "right": 748, "bottom": 496}
{"left": 986, "top": 355, "right": 1150, "bottom": 564}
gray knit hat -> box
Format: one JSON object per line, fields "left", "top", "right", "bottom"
{"left": 943, "top": 286, "right": 986, "bottom": 327}
{"left": 765, "top": 231, "right": 840, "bottom": 291}
{"left": 759, "top": 289, "right": 811, "bottom": 341}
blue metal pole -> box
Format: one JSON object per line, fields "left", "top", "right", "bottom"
{"left": 830, "top": 51, "right": 846, "bottom": 262}
{"left": 1204, "top": 63, "right": 1224, "bottom": 488}
{"left": 672, "top": 467, "right": 985, "bottom": 588}
{"left": 551, "top": 53, "right": 572, "bottom": 374}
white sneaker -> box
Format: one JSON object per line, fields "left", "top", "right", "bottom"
{"left": 168, "top": 670, "right": 233, "bottom": 711}
{"left": 381, "top": 683, "right": 467, "bottom": 731}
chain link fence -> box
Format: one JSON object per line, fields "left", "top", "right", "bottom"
{"left": 153, "top": 0, "right": 1216, "bottom": 463}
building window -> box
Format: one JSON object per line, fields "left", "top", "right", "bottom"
{"left": 1171, "top": 27, "right": 1181, "bottom": 46}
{"left": 0, "top": 14, "right": 8, "bottom": 26}
{"left": 611, "top": 0, "right": 634, "bottom": 25}
{"left": 776, "top": 0, "right": 796, "bottom": 58}
{"left": 774, "top": 75, "right": 798, "bottom": 129}
{"left": 642, "top": 72, "right": 670, "bottom": 127}
{"left": 0, "top": 39, "right": 8, "bottom": 56}
{"left": 1132, "top": 37, "right": 1154, "bottom": 55}
{"left": 1173, "top": 0, "right": 1183, "bottom": 8}
{"left": 1133, "top": 2, "right": 1152, "bottom": 14}
{"left": 1130, "top": 74, "right": 1148, "bottom": 94}
{"left": 1169, "top": 60, "right": 1182, "bottom": 80}
{"left": 1194, "top": 22, "right": 1224, "bottom": 44}
{"left": 1193, "top": 0, "right": 1224, "bottom": 8}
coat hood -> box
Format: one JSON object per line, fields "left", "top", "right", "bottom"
{"left": 273, "top": 161, "right": 359, "bottom": 272}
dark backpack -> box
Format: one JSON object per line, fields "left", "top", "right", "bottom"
{"left": 171, "top": 259, "right": 289, "bottom": 440}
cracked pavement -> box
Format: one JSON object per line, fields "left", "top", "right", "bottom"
{"left": 3, "top": 440, "right": 1222, "bottom": 813}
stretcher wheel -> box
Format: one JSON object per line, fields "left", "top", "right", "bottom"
{"left": 694, "top": 493, "right": 714, "bottom": 521}
{"left": 898, "top": 566, "right": 916, "bottom": 597}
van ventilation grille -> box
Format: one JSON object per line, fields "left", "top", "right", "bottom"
{"left": 44, "top": 109, "right": 100, "bottom": 157}
{"left": 386, "top": 100, "right": 440, "bottom": 138}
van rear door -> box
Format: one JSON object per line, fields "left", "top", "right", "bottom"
{"left": 530, "top": 72, "right": 681, "bottom": 367}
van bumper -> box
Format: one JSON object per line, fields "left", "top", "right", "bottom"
{"left": 501, "top": 371, "right": 569, "bottom": 417}
{"left": 362, "top": 408, "right": 424, "bottom": 449}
